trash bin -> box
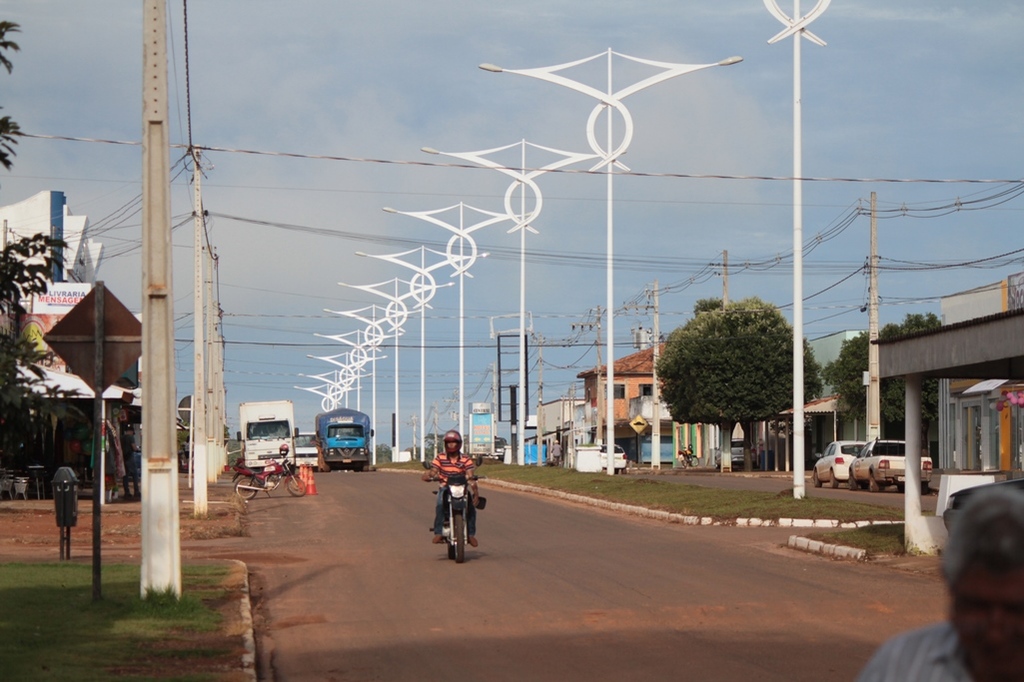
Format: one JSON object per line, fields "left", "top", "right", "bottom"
{"left": 52, "top": 467, "right": 79, "bottom": 528}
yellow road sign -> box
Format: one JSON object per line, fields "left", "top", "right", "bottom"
{"left": 629, "top": 415, "right": 648, "bottom": 434}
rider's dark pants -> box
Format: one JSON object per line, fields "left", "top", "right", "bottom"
{"left": 433, "top": 488, "right": 477, "bottom": 537}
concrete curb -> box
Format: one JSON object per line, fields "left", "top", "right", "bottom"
{"left": 229, "top": 559, "right": 257, "bottom": 681}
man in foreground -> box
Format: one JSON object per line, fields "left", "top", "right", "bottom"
{"left": 857, "top": 485, "right": 1024, "bottom": 681}
{"left": 422, "top": 430, "right": 480, "bottom": 547}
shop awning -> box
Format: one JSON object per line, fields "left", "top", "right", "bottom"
{"left": 21, "top": 366, "right": 134, "bottom": 401}
{"left": 960, "top": 379, "right": 1008, "bottom": 396}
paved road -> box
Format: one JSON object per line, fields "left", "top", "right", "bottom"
{"left": 209, "top": 470, "right": 946, "bottom": 681}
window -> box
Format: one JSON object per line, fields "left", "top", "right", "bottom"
{"left": 640, "top": 383, "right": 653, "bottom": 397}
{"left": 613, "top": 383, "right": 626, "bottom": 400}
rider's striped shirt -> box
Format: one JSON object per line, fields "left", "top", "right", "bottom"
{"left": 431, "top": 453, "right": 475, "bottom": 484}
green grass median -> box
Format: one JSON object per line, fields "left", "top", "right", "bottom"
{"left": 0, "top": 563, "right": 241, "bottom": 682}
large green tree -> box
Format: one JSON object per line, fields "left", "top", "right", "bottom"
{"left": 657, "top": 297, "right": 822, "bottom": 469}
{"left": 822, "top": 312, "right": 941, "bottom": 441}
{"left": 0, "top": 21, "right": 72, "bottom": 464}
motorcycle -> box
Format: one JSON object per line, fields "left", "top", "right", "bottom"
{"left": 234, "top": 452, "right": 306, "bottom": 500}
{"left": 424, "top": 464, "right": 486, "bottom": 564}
{"left": 677, "top": 446, "right": 699, "bottom": 469}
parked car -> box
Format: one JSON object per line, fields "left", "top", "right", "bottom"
{"left": 599, "top": 443, "right": 628, "bottom": 474}
{"left": 847, "top": 439, "right": 932, "bottom": 493}
{"left": 730, "top": 439, "right": 747, "bottom": 470}
{"left": 811, "top": 440, "right": 866, "bottom": 488}
{"left": 293, "top": 433, "right": 319, "bottom": 468}
{"left": 943, "top": 477, "right": 1024, "bottom": 532}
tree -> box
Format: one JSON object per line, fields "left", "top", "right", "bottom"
{"left": 822, "top": 312, "right": 941, "bottom": 442}
{"left": 1, "top": 233, "right": 71, "bottom": 463}
{"left": 0, "top": 22, "right": 73, "bottom": 464}
{"left": 0, "top": 22, "right": 20, "bottom": 172}
{"left": 657, "top": 297, "right": 822, "bottom": 469}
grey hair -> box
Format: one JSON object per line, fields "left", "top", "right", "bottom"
{"left": 942, "top": 486, "right": 1024, "bottom": 585}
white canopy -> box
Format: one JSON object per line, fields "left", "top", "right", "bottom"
{"left": 21, "top": 365, "right": 135, "bottom": 401}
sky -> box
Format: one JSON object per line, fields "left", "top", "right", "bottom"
{"left": 3, "top": 1, "right": 1023, "bottom": 445}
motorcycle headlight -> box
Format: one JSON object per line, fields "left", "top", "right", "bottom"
{"left": 449, "top": 484, "right": 466, "bottom": 498}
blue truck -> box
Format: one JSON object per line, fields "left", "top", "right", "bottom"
{"left": 315, "top": 408, "right": 374, "bottom": 472}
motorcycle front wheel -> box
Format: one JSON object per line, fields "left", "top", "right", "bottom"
{"left": 286, "top": 474, "right": 307, "bottom": 497}
{"left": 235, "top": 476, "right": 259, "bottom": 500}
{"left": 453, "top": 512, "right": 466, "bottom": 564}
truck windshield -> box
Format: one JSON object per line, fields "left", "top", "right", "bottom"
{"left": 327, "top": 424, "right": 363, "bottom": 439}
{"left": 247, "top": 420, "right": 290, "bottom": 440}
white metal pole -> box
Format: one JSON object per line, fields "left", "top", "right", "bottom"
{"left": 460, "top": 205, "right": 467, "bottom": 438}
{"left": 791, "top": 0, "right": 806, "bottom": 498}
{"left": 605, "top": 50, "right": 616, "bottom": 475}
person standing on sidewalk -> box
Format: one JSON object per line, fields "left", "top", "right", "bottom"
{"left": 120, "top": 426, "right": 141, "bottom": 501}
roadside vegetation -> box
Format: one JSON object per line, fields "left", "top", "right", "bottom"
{"left": 0, "top": 563, "right": 244, "bottom": 681}
{"left": 386, "top": 461, "right": 903, "bottom": 524}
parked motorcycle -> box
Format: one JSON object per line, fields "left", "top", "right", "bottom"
{"left": 676, "top": 445, "right": 699, "bottom": 469}
{"left": 424, "top": 464, "right": 486, "bottom": 564}
{"left": 234, "top": 455, "right": 306, "bottom": 500}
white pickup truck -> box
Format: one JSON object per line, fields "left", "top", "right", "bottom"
{"left": 847, "top": 439, "right": 932, "bottom": 493}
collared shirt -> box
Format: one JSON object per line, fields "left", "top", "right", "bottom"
{"left": 431, "top": 453, "right": 475, "bottom": 485}
{"left": 857, "top": 622, "right": 971, "bottom": 682}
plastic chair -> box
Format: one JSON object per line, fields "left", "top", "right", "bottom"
{"left": 0, "top": 474, "right": 12, "bottom": 499}
{"left": 13, "top": 477, "right": 30, "bottom": 500}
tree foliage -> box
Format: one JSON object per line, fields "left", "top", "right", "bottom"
{"left": 657, "top": 296, "right": 822, "bottom": 426}
{"left": 0, "top": 24, "right": 75, "bottom": 462}
{"left": 822, "top": 312, "right": 941, "bottom": 435}
{"left": 0, "top": 22, "right": 20, "bottom": 171}
{"left": 1, "top": 234, "right": 72, "bottom": 460}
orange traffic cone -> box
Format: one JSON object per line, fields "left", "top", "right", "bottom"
{"left": 305, "top": 464, "right": 318, "bottom": 496}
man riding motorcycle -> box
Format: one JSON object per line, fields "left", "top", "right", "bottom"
{"left": 422, "top": 429, "right": 480, "bottom": 547}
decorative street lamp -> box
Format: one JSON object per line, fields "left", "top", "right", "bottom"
{"left": 382, "top": 203, "right": 506, "bottom": 437}
{"left": 422, "top": 141, "right": 596, "bottom": 464}
{"left": 764, "top": 0, "right": 830, "bottom": 499}
{"left": 356, "top": 247, "right": 453, "bottom": 458}
{"left": 480, "top": 50, "right": 742, "bottom": 474}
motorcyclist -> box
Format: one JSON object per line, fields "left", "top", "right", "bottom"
{"left": 421, "top": 429, "right": 480, "bottom": 547}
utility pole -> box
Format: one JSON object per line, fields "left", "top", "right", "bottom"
{"left": 141, "top": 0, "right": 181, "bottom": 597}
{"left": 867, "top": 192, "right": 881, "bottom": 440}
{"left": 536, "top": 334, "right": 544, "bottom": 463}
{"left": 191, "top": 149, "right": 208, "bottom": 516}
{"left": 651, "top": 281, "right": 662, "bottom": 469}
{"left": 722, "top": 250, "right": 729, "bottom": 307}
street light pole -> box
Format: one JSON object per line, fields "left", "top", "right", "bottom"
{"left": 481, "top": 50, "right": 742, "bottom": 474}
{"left": 764, "top": 0, "right": 830, "bottom": 499}
{"left": 422, "top": 142, "right": 596, "bottom": 463}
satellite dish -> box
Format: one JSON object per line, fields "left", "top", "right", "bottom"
{"left": 178, "top": 395, "right": 193, "bottom": 422}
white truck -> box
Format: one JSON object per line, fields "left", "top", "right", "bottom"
{"left": 847, "top": 439, "right": 932, "bottom": 493}
{"left": 237, "top": 400, "right": 297, "bottom": 469}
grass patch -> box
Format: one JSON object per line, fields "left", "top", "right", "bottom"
{"left": 383, "top": 461, "right": 903, "bottom": 524}
{"left": 806, "top": 523, "right": 908, "bottom": 557}
{"left": 0, "top": 563, "right": 238, "bottom": 681}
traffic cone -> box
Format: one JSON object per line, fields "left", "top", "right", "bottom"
{"left": 305, "top": 464, "right": 318, "bottom": 495}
